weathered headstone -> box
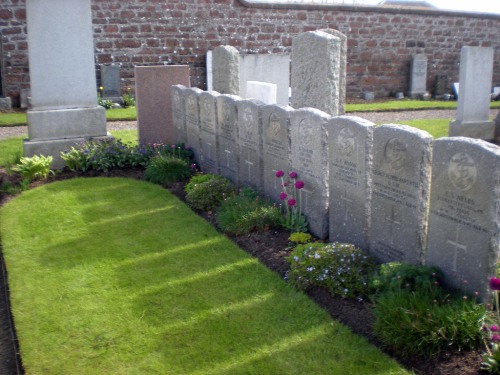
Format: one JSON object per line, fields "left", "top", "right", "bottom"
{"left": 216, "top": 94, "right": 241, "bottom": 182}
{"left": 290, "top": 108, "right": 332, "bottom": 239}
{"left": 329, "top": 116, "right": 375, "bottom": 250}
{"left": 369, "top": 125, "right": 433, "bottom": 264}
{"left": 237, "top": 99, "right": 264, "bottom": 189}
{"left": 246, "top": 81, "right": 277, "bottom": 105}
{"left": 408, "top": 54, "right": 428, "bottom": 98}
{"left": 136, "top": 65, "right": 190, "bottom": 146}
{"left": 212, "top": 46, "right": 240, "bottom": 95}
{"left": 198, "top": 91, "right": 220, "bottom": 174}
{"left": 184, "top": 87, "right": 203, "bottom": 163}
{"left": 24, "top": 0, "right": 109, "bottom": 168}
{"left": 434, "top": 74, "right": 449, "bottom": 97}
{"left": 426, "top": 138, "right": 500, "bottom": 301}
{"left": 171, "top": 85, "right": 188, "bottom": 145}
{"left": 100, "top": 64, "right": 121, "bottom": 101}
{"left": 291, "top": 29, "right": 346, "bottom": 116}
{"left": 262, "top": 105, "right": 293, "bottom": 201}
{"left": 449, "top": 47, "right": 494, "bottom": 140}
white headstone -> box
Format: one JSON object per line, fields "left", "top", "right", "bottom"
{"left": 171, "top": 85, "right": 188, "bottom": 145}
{"left": 408, "top": 54, "right": 427, "bottom": 98}
{"left": 199, "top": 91, "right": 220, "bottom": 175}
{"left": 184, "top": 87, "right": 203, "bottom": 163}
{"left": 213, "top": 46, "right": 240, "bottom": 95}
{"left": 216, "top": 94, "right": 241, "bottom": 182}
{"left": 246, "top": 81, "right": 277, "bottom": 105}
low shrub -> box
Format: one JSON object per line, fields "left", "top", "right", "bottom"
{"left": 288, "top": 232, "right": 312, "bottom": 245}
{"left": 286, "top": 242, "right": 376, "bottom": 299}
{"left": 185, "top": 173, "right": 219, "bottom": 193}
{"left": 216, "top": 187, "right": 282, "bottom": 235}
{"left": 11, "top": 155, "right": 54, "bottom": 182}
{"left": 373, "top": 287, "right": 485, "bottom": 358}
{"left": 144, "top": 155, "right": 192, "bottom": 184}
{"left": 185, "top": 176, "right": 235, "bottom": 211}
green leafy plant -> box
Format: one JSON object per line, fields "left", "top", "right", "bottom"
{"left": 374, "top": 287, "right": 485, "bottom": 358}
{"left": 121, "top": 87, "right": 135, "bottom": 108}
{"left": 11, "top": 155, "right": 54, "bottom": 182}
{"left": 286, "top": 242, "right": 376, "bottom": 299}
{"left": 185, "top": 173, "right": 219, "bottom": 193}
{"left": 275, "top": 170, "right": 308, "bottom": 232}
{"left": 144, "top": 155, "right": 192, "bottom": 184}
{"left": 288, "top": 232, "right": 312, "bottom": 245}
{"left": 185, "top": 175, "right": 235, "bottom": 211}
{"left": 216, "top": 187, "right": 282, "bottom": 235}
{"left": 97, "top": 86, "right": 113, "bottom": 109}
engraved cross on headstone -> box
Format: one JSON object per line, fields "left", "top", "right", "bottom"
{"left": 446, "top": 227, "right": 467, "bottom": 272}
{"left": 224, "top": 149, "right": 231, "bottom": 167}
{"left": 245, "top": 159, "right": 253, "bottom": 180}
{"left": 340, "top": 185, "right": 353, "bottom": 221}
{"left": 205, "top": 141, "right": 213, "bottom": 159}
{"left": 385, "top": 205, "right": 401, "bottom": 245}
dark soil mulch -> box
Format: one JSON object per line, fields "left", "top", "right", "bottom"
{"left": 0, "top": 168, "right": 487, "bottom": 375}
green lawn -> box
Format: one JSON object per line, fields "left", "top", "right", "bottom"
{"left": 0, "top": 178, "right": 409, "bottom": 374}
{"left": 345, "top": 99, "right": 500, "bottom": 112}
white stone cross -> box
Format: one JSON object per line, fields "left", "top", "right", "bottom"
{"left": 446, "top": 227, "right": 467, "bottom": 272}
{"left": 385, "top": 205, "right": 401, "bottom": 245}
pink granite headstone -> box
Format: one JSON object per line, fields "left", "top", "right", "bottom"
{"left": 135, "top": 65, "right": 190, "bottom": 145}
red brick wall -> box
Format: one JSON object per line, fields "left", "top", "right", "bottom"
{"left": 1, "top": 0, "right": 499, "bottom": 106}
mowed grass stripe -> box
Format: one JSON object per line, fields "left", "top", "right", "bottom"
{"left": 1, "top": 178, "right": 408, "bottom": 374}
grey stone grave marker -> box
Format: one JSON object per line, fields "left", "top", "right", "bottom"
{"left": 426, "top": 138, "right": 500, "bottom": 301}
{"left": 199, "top": 91, "right": 220, "bottom": 175}
{"left": 171, "top": 85, "right": 188, "bottom": 145}
{"left": 101, "top": 64, "right": 121, "bottom": 101}
{"left": 329, "top": 116, "right": 375, "bottom": 250}
{"left": 450, "top": 47, "right": 494, "bottom": 140}
{"left": 290, "top": 108, "right": 332, "bottom": 239}
{"left": 237, "top": 99, "right": 264, "bottom": 189}
{"left": 216, "top": 94, "right": 241, "bottom": 182}
{"left": 213, "top": 46, "right": 240, "bottom": 95}
{"left": 246, "top": 81, "right": 277, "bottom": 105}
{"left": 184, "top": 87, "right": 203, "bottom": 163}
{"left": 408, "top": 54, "right": 427, "bottom": 98}
{"left": 435, "top": 74, "right": 449, "bottom": 97}
{"left": 369, "top": 125, "right": 433, "bottom": 264}
{"left": 262, "top": 105, "right": 293, "bottom": 202}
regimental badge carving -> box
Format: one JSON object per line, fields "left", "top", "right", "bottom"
{"left": 298, "top": 118, "right": 313, "bottom": 147}
{"left": 337, "top": 127, "right": 356, "bottom": 157}
{"left": 221, "top": 101, "right": 232, "bottom": 126}
{"left": 448, "top": 152, "right": 477, "bottom": 191}
{"left": 267, "top": 112, "right": 281, "bottom": 138}
{"left": 242, "top": 107, "right": 254, "bottom": 130}
{"left": 201, "top": 97, "right": 212, "bottom": 120}
{"left": 384, "top": 138, "right": 406, "bottom": 171}
{"left": 187, "top": 95, "right": 197, "bottom": 114}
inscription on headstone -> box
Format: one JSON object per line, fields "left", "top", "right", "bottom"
{"left": 184, "top": 87, "right": 203, "bottom": 163}
{"left": 199, "top": 91, "right": 220, "bottom": 174}
{"left": 100, "top": 64, "right": 121, "bottom": 100}
{"left": 290, "top": 108, "right": 332, "bottom": 239}
{"left": 426, "top": 138, "right": 500, "bottom": 301}
{"left": 408, "top": 54, "right": 427, "bottom": 99}
{"left": 237, "top": 99, "right": 264, "bottom": 189}
{"left": 329, "top": 116, "right": 375, "bottom": 250}
{"left": 369, "top": 125, "right": 433, "bottom": 264}
{"left": 435, "top": 74, "right": 449, "bottom": 97}
{"left": 216, "top": 94, "right": 241, "bottom": 182}
{"left": 262, "top": 105, "right": 293, "bottom": 201}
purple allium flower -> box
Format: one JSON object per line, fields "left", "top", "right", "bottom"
{"left": 171, "top": 144, "right": 176, "bottom": 149}
{"left": 275, "top": 170, "right": 284, "bottom": 178}
{"left": 491, "top": 325, "right": 499, "bottom": 332}
{"left": 490, "top": 277, "right": 500, "bottom": 291}
{"left": 492, "top": 334, "right": 500, "bottom": 342}
{"left": 279, "top": 192, "right": 288, "bottom": 200}
{"left": 295, "top": 180, "right": 305, "bottom": 189}
{"left": 289, "top": 171, "right": 298, "bottom": 179}
{"left": 288, "top": 198, "right": 296, "bottom": 207}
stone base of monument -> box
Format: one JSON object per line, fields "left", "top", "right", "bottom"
{"left": 449, "top": 120, "right": 494, "bottom": 140}
{"left": 0, "top": 97, "right": 12, "bottom": 111}
{"left": 24, "top": 106, "right": 110, "bottom": 169}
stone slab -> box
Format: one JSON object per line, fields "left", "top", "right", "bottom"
{"left": 101, "top": 64, "right": 121, "bottom": 100}
{"left": 246, "top": 81, "right": 277, "bottom": 105}
{"left": 290, "top": 108, "right": 332, "bottom": 239}
{"left": 184, "top": 87, "right": 203, "bottom": 164}
{"left": 0, "top": 97, "right": 11, "bottom": 111}
{"left": 216, "top": 94, "right": 241, "bottom": 182}
{"left": 426, "top": 138, "right": 500, "bottom": 301}
{"left": 199, "top": 91, "right": 220, "bottom": 174}
{"left": 369, "top": 124, "right": 433, "bottom": 265}
{"left": 135, "top": 65, "right": 190, "bottom": 146}
{"left": 329, "top": 115, "right": 374, "bottom": 250}
{"left": 171, "top": 85, "right": 188, "bottom": 145}
{"left": 237, "top": 99, "right": 264, "bottom": 190}
{"left": 262, "top": 105, "right": 293, "bottom": 202}
{"left": 213, "top": 46, "right": 240, "bottom": 95}
{"left": 449, "top": 119, "right": 494, "bottom": 140}
{"left": 409, "top": 54, "right": 427, "bottom": 98}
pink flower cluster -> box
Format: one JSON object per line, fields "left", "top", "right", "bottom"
{"left": 276, "top": 170, "right": 304, "bottom": 207}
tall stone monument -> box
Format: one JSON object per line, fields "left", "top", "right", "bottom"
{"left": 408, "top": 54, "right": 427, "bottom": 98}
{"left": 449, "top": 47, "right": 494, "bottom": 140}
{"left": 24, "top": 0, "right": 110, "bottom": 168}
{"left": 291, "top": 29, "right": 346, "bottom": 116}
{"left": 212, "top": 46, "right": 240, "bottom": 95}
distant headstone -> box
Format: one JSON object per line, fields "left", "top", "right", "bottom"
{"left": 408, "top": 54, "right": 427, "bottom": 98}
{"left": 246, "top": 81, "right": 277, "bottom": 105}
{"left": 291, "top": 29, "right": 346, "bottom": 116}
{"left": 290, "top": 108, "right": 332, "bottom": 239}
{"left": 184, "top": 87, "right": 203, "bottom": 163}
{"left": 198, "top": 91, "right": 220, "bottom": 174}
{"left": 213, "top": 46, "right": 240, "bottom": 95}
{"left": 240, "top": 54, "right": 290, "bottom": 106}
{"left": 101, "top": 64, "right": 121, "bottom": 101}
{"left": 449, "top": 47, "right": 494, "bottom": 140}
{"left": 369, "top": 125, "right": 433, "bottom": 265}
{"left": 136, "top": 65, "right": 190, "bottom": 146}
{"left": 0, "top": 97, "right": 11, "bottom": 111}
{"left": 434, "top": 74, "right": 449, "bottom": 97}
{"left": 171, "top": 85, "right": 188, "bottom": 145}
{"left": 329, "top": 116, "right": 375, "bottom": 250}
{"left": 237, "top": 99, "right": 264, "bottom": 189}
{"left": 426, "top": 138, "right": 500, "bottom": 301}
{"left": 206, "top": 50, "right": 213, "bottom": 91}
{"left": 262, "top": 105, "right": 293, "bottom": 201}
{"left": 216, "top": 94, "right": 241, "bottom": 182}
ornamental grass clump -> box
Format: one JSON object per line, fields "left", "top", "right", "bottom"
{"left": 286, "top": 242, "right": 376, "bottom": 299}
{"left": 144, "top": 155, "right": 193, "bottom": 184}
{"left": 275, "top": 170, "right": 308, "bottom": 232}
{"left": 185, "top": 175, "right": 236, "bottom": 211}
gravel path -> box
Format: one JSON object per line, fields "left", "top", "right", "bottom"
{"left": 0, "top": 109, "right": 498, "bottom": 140}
